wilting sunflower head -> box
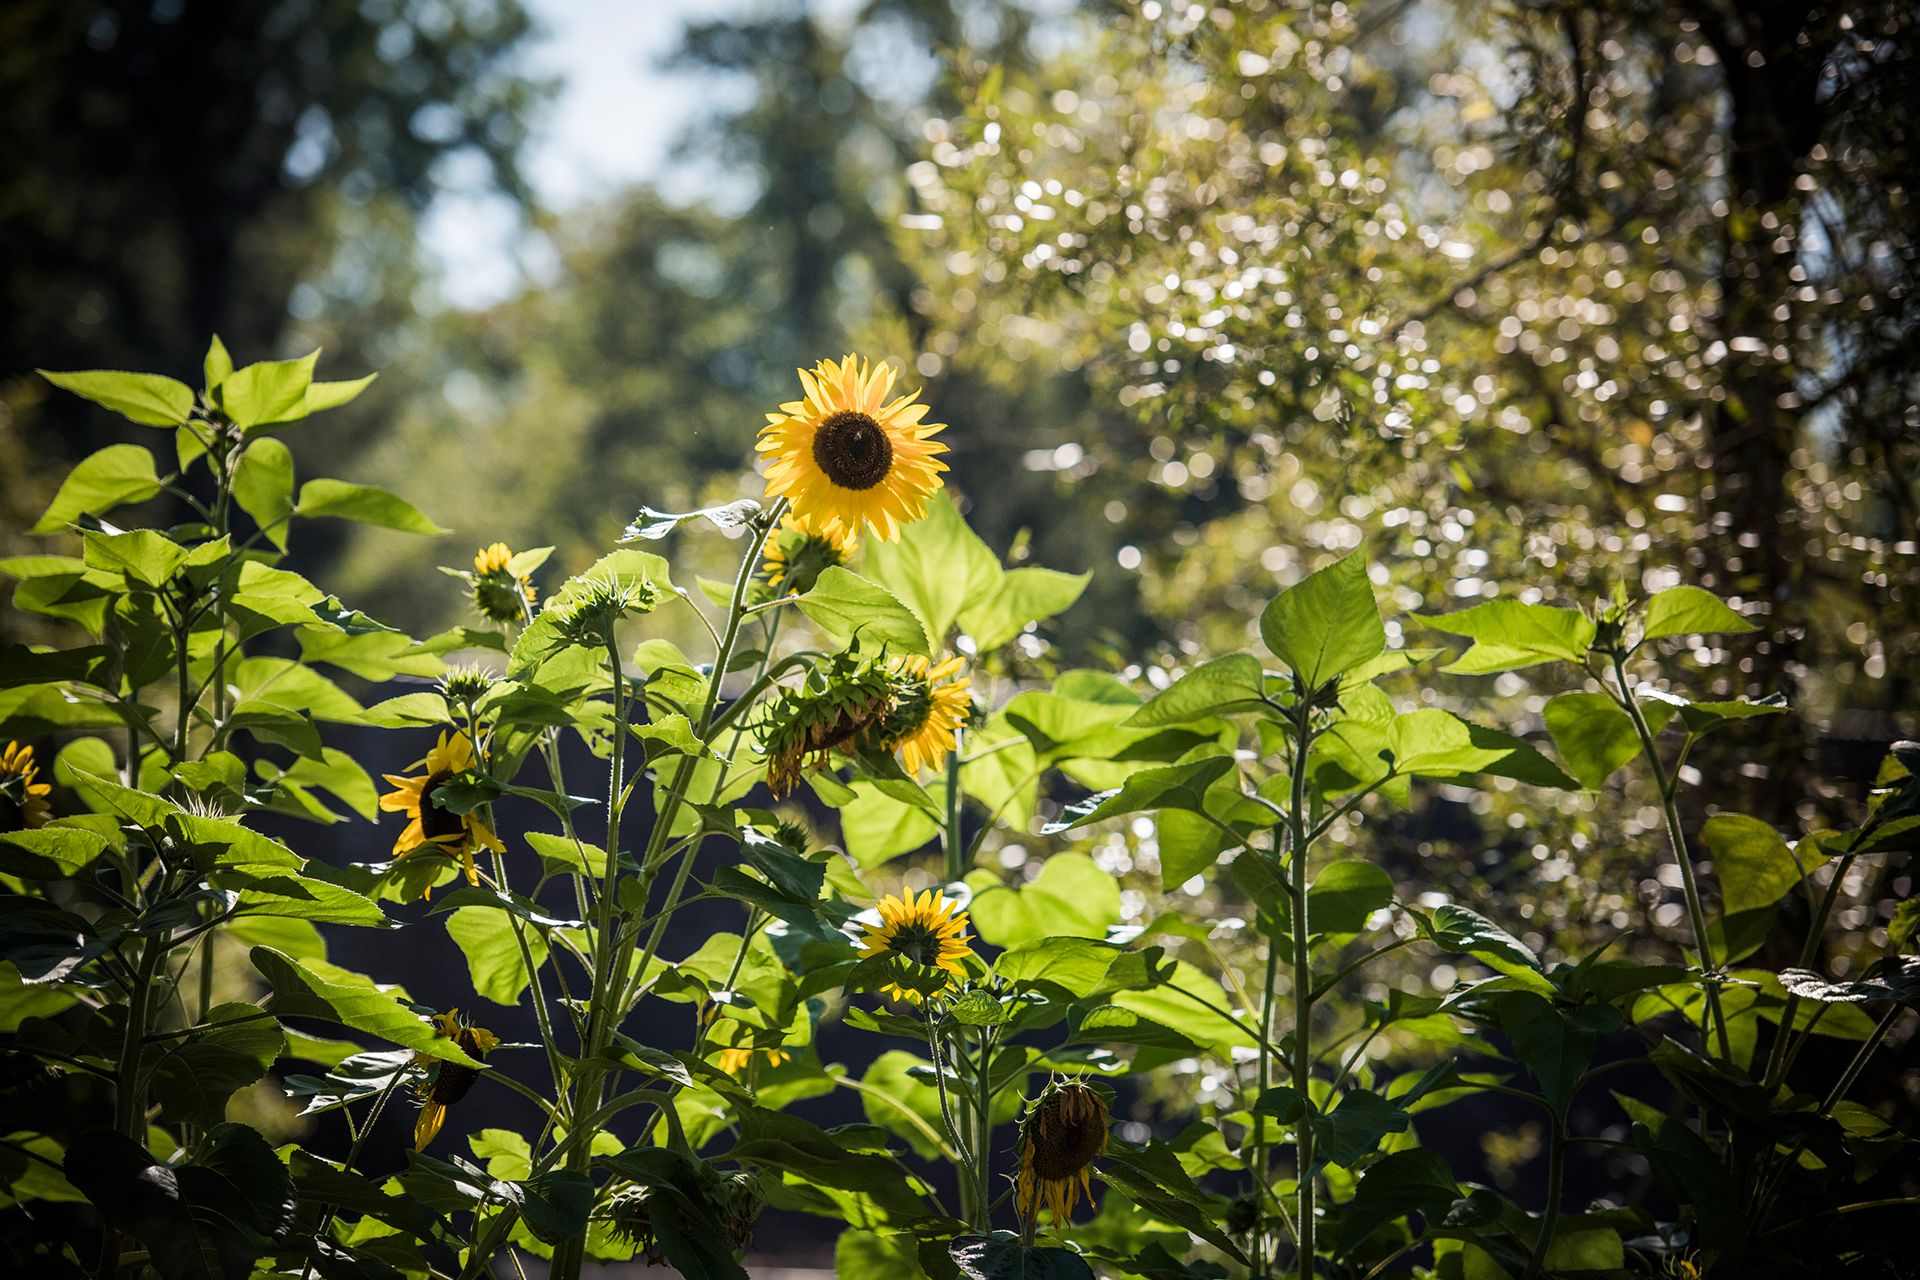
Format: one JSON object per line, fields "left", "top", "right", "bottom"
{"left": 378, "top": 730, "right": 504, "bottom": 895}
{"left": 758, "top": 515, "right": 856, "bottom": 599}
{"left": 756, "top": 356, "right": 948, "bottom": 542}
{"left": 759, "top": 650, "right": 894, "bottom": 798}
{"left": 411, "top": 1010, "right": 499, "bottom": 1149}
{"left": 869, "top": 653, "right": 971, "bottom": 777}
{"left": 0, "top": 741, "right": 51, "bottom": 831}
{"left": 1017, "top": 1078, "right": 1110, "bottom": 1228}
{"left": 601, "top": 1185, "right": 662, "bottom": 1261}
{"left": 717, "top": 1169, "right": 766, "bottom": 1246}
{"left": 857, "top": 889, "right": 974, "bottom": 1003}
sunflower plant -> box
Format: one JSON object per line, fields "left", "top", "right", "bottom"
{"left": 1, "top": 339, "right": 1912, "bottom": 1280}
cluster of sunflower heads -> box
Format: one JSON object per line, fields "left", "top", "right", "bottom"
{"left": 443, "top": 543, "right": 551, "bottom": 625}
{"left": 751, "top": 515, "right": 856, "bottom": 601}
{"left": 1017, "top": 1078, "right": 1112, "bottom": 1233}
{"left": 600, "top": 1162, "right": 765, "bottom": 1263}
{"left": 760, "top": 645, "right": 899, "bottom": 797}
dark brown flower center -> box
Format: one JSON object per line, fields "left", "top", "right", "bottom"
{"left": 1030, "top": 1089, "right": 1108, "bottom": 1179}
{"left": 419, "top": 770, "right": 466, "bottom": 842}
{"left": 812, "top": 411, "right": 893, "bottom": 490}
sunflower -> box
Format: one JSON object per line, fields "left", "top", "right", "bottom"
{"left": 715, "top": 1045, "right": 793, "bottom": 1076}
{"left": 0, "top": 742, "right": 51, "bottom": 830}
{"left": 379, "top": 731, "right": 505, "bottom": 889}
{"left": 759, "top": 514, "right": 857, "bottom": 598}
{"left": 856, "top": 889, "right": 974, "bottom": 1003}
{"left": 1016, "top": 1079, "right": 1110, "bottom": 1229}
{"left": 760, "top": 650, "right": 894, "bottom": 798}
{"left": 411, "top": 1010, "right": 499, "bottom": 1149}
{"left": 876, "top": 653, "right": 971, "bottom": 776}
{"left": 756, "top": 356, "right": 948, "bottom": 541}
{"left": 453, "top": 542, "right": 537, "bottom": 624}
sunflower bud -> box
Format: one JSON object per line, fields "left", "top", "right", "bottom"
{"left": 439, "top": 664, "right": 498, "bottom": 703}
{"left": 549, "top": 579, "right": 664, "bottom": 649}
{"left": 1016, "top": 1079, "right": 1110, "bottom": 1229}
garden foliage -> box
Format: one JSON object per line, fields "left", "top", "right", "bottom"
{"left": 0, "top": 343, "right": 1913, "bottom": 1280}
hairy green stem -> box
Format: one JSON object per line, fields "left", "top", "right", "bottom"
{"left": 944, "top": 746, "right": 966, "bottom": 883}
{"left": 1517, "top": 1111, "right": 1567, "bottom": 1280}
{"left": 1288, "top": 690, "right": 1315, "bottom": 1280}
{"left": 1609, "top": 650, "right": 1729, "bottom": 1058}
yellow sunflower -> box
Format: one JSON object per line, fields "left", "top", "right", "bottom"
{"left": 411, "top": 1010, "right": 499, "bottom": 1149}
{"left": 1, "top": 741, "right": 51, "bottom": 830}
{"left": 760, "top": 514, "right": 858, "bottom": 597}
{"left": 379, "top": 731, "right": 504, "bottom": 889}
{"left": 756, "top": 356, "right": 948, "bottom": 541}
{"left": 468, "top": 542, "right": 536, "bottom": 623}
{"left": 881, "top": 653, "right": 971, "bottom": 776}
{"left": 1016, "top": 1079, "right": 1110, "bottom": 1228}
{"left": 715, "top": 1046, "right": 793, "bottom": 1076}
{"left": 856, "top": 889, "right": 974, "bottom": 1003}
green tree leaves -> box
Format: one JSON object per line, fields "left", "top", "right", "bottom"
{"left": 1259, "top": 552, "right": 1384, "bottom": 688}
{"left": 37, "top": 369, "right": 195, "bottom": 426}
{"left": 31, "top": 444, "right": 163, "bottom": 532}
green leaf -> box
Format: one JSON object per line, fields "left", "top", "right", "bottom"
{"left": 153, "top": 1005, "right": 285, "bottom": 1126}
{"left": 865, "top": 492, "right": 1004, "bottom": 644}
{"left": 796, "top": 566, "right": 931, "bottom": 656}
{"left": 520, "top": 1169, "right": 595, "bottom": 1245}
{"left": 1422, "top": 904, "right": 1540, "bottom": 976}
{"left": 991, "top": 935, "right": 1123, "bottom": 997}
{"left": 838, "top": 782, "right": 940, "bottom": 867}
{"left": 1110, "top": 959, "right": 1254, "bottom": 1055}
{"left": 1121, "top": 655, "right": 1268, "bottom": 728}
{"left": 1676, "top": 695, "right": 1788, "bottom": 734}
{"left": 1066, "top": 1004, "right": 1197, "bottom": 1052}
{"left": 249, "top": 946, "right": 481, "bottom": 1065}
{"left": 232, "top": 438, "right": 296, "bottom": 551}
{"left": 1331, "top": 1148, "right": 1459, "bottom": 1258}
{"left": 1309, "top": 1089, "right": 1410, "bottom": 1167}
{"left": 968, "top": 854, "right": 1122, "bottom": 948}
{"left": 447, "top": 906, "right": 548, "bottom": 1007}
{"left": 307, "top": 373, "right": 378, "bottom": 413}
{"left": 203, "top": 336, "right": 234, "bottom": 391}
{"left": 1495, "top": 992, "right": 1616, "bottom": 1111}
{"left": 950, "top": 1233, "right": 1096, "bottom": 1280}
{"left": 1702, "top": 814, "right": 1815, "bottom": 914}
{"left": 1416, "top": 599, "right": 1596, "bottom": 673}
{"left": 0, "top": 828, "right": 111, "bottom": 879}
{"left": 31, "top": 444, "right": 163, "bottom": 533}
{"left": 360, "top": 692, "right": 453, "bottom": 728}
{"left": 235, "top": 874, "right": 389, "bottom": 927}
{"left": 219, "top": 350, "right": 317, "bottom": 429}
{"left": 295, "top": 479, "right": 447, "bottom": 535}
{"left": 1631, "top": 1115, "right": 1747, "bottom": 1250}
{"left": 1305, "top": 861, "right": 1396, "bottom": 935}
{"left": 1042, "top": 757, "right": 1238, "bottom": 832}
{"left": 82, "top": 529, "right": 186, "bottom": 589}
{"left": 1543, "top": 692, "right": 1647, "bottom": 789}
{"left": 39, "top": 368, "right": 195, "bottom": 426}
{"left": 1642, "top": 585, "right": 1755, "bottom": 640}
{"left": 1259, "top": 552, "right": 1384, "bottom": 688}
{"left": 958, "top": 568, "right": 1091, "bottom": 651}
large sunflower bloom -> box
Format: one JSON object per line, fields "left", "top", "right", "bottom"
{"left": 880, "top": 653, "right": 971, "bottom": 776}
{"left": 756, "top": 356, "right": 948, "bottom": 541}
{"left": 1016, "top": 1080, "right": 1110, "bottom": 1229}
{"left": 856, "top": 889, "right": 974, "bottom": 1003}
{"left": 0, "top": 742, "right": 51, "bottom": 830}
{"left": 411, "top": 1010, "right": 499, "bottom": 1149}
{"left": 379, "top": 731, "right": 504, "bottom": 887}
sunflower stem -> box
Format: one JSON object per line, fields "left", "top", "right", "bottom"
{"left": 944, "top": 746, "right": 965, "bottom": 883}
{"left": 1288, "top": 686, "right": 1317, "bottom": 1280}
{"left": 924, "top": 1006, "right": 980, "bottom": 1221}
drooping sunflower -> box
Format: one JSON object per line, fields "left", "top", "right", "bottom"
{"left": 0, "top": 742, "right": 51, "bottom": 831}
{"left": 411, "top": 1010, "right": 499, "bottom": 1149}
{"left": 876, "top": 653, "right": 972, "bottom": 776}
{"left": 756, "top": 356, "right": 948, "bottom": 541}
{"left": 760, "top": 649, "right": 894, "bottom": 798}
{"left": 758, "top": 514, "right": 858, "bottom": 599}
{"left": 379, "top": 731, "right": 504, "bottom": 889}
{"left": 856, "top": 889, "right": 974, "bottom": 1003}
{"left": 1016, "top": 1079, "right": 1110, "bottom": 1229}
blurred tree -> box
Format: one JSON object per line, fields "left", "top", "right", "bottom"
{"left": 0, "top": 0, "right": 545, "bottom": 476}
{"left": 896, "top": 0, "right": 1914, "bottom": 826}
